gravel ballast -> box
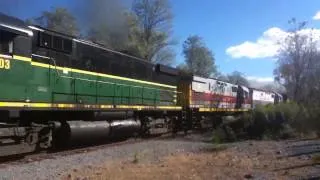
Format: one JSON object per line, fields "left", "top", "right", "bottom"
{"left": 0, "top": 140, "right": 212, "bottom": 180}
{"left": 1, "top": 137, "right": 320, "bottom": 180}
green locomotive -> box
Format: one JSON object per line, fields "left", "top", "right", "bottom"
{"left": 0, "top": 13, "right": 182, "bottom": 156}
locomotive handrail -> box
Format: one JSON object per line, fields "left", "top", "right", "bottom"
{"left": 31, "top": 54, "right": 61, "bottom": 77}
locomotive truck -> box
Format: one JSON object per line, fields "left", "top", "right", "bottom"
{"left": 0, "top": 13, "right": 284, "bottom": 157}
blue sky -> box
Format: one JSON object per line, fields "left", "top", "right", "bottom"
{"left": 1, "top": 0, "right": 320, "bottom": 82}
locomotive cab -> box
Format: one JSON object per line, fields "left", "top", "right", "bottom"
{"left": 0, "top": 13, "right": 33, "bottom": 58}
{"left": 0, "top": 13, "right": 33, "bottom": 122}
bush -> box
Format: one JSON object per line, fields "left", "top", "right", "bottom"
{"left": 248, "top": 102, "right": 320, "bottom": 139}
{"left": 211, "top": 102, "right": 319, "bottom": 142}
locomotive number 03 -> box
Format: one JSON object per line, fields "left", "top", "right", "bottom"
{"left": 0, "top": 58, "right": 10, "bottom": 69}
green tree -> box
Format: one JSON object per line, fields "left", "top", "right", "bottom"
{"left": 274, "top": 18, "right": 320, "bottom": 104}
{"left": 131, "top": 0, "right": 176, "bottom": 64}
{"left": 181, "top": 35, "right": 217, "bottom": 78}
{"left": 227, "top": 71, "right": 249, "bottom": 86}
{"left": 31, "top": 7, "right": 79, "bottom": 36}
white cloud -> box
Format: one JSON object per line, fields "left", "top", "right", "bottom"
{"left": 226, "top": 27, "right": 287, "bottom": 59}
{"left": 226, "top": 27, "right": 320, "bottom": 59}
{"left": 246, "top": 76, "right": 274, "bottom": 83}
{"left": 313, "top": 11, "right": 320, "bottom": 20}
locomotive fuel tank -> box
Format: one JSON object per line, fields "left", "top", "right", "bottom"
{"left": 65, "top": 121, "right": 111, "bottom": 143}
{"left": 53, "top": 119, "right": 142, "bottom": 146}
{"left": 110, "top": 119, "right": 141, "bottom": 138}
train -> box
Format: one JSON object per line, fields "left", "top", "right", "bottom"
{"left": 0, "top": 13, "right": 285, "bottom": 157}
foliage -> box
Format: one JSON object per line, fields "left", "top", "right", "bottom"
{"left": 274, "top": 18, "right": 320, "bottom": 104}
{"left": 214, "top": 71, "right": 249, "bottom": 86}
{"left": 227, "top": 71, "right": 249, "bottom": 86}
{"left": 210, "top": 102, "right": 319, "bottom": 142}
{"left": 211, "top": 127, "right": 226, "bottom": 144}
{"left": 181, "top": 35, "right": 217, "bottom": 77}
{"left": 84, "top": 0, "right": 176, "bottom": 64}
{"left": 247, "top": 102, "right": 320, "bottom": 139}
{"left": 27, "top": 0, "right": 176, "bottom": 65}
{"left": 131, "top": 0, "right": 176, "bottom": 64}
{"left": 29, "top": 7, "right": 79, "bottom": 36}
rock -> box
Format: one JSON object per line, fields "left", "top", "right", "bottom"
{"left": 244, "top": 174, "right": 253, "bottom": 179}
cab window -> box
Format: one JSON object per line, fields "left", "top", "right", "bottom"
{"left": 244, "top": 91, "right": 249, "bottom": 99}
{"left": 232, "top": 86, "right": 238, "bottom": 92}
{"left": 0, "top": 30, "right": 15, "bottom": 55}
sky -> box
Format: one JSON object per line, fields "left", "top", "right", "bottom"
{"left": 1, "top": 0, "right": 320, "bottom": 84}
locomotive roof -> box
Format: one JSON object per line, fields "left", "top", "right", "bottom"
{"left": 28, "top": 25, "right": 155, "bottom": 65}
{"left": 73, "top": 38, "right": 149, "bottom": 63}
{"left": 191, "top": 75, "right": 283, "bottom": 94}
{"left": 0, "top": 13, "right": 33, "bottom": 36}
{"left": 192, "top": 75, "right": 238, "bottom": 86}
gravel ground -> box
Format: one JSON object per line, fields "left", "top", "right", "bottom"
{"left": 60, "top": 138, "right": 320, "bottom": 180}
{"left": 0, "top": 134, "right": 319, "bottom": 180}
{"left": 0, "top": 140, "right": 212, "bottom": 180}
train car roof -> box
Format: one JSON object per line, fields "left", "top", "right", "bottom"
{"left": 192, "top": 75, "right": 238, "bottom": 87}
{"left": 249, "top": 87, "right": 276, "bottom": 94}
{"left": 0, "top": 13, "right": 33, "bottom": 36}
{"left": 191, "top": 75, "right": 284, "bottom": 95}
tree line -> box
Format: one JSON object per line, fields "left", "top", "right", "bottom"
{"left": 26, "top": 0, "right": 249, "bottom": 81}
{"left": 26, "top": 0, "right": 318, "bottom": 103}
{"left": 274, "top": 18, "right": 320, "bottom": 105}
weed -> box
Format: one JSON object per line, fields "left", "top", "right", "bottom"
{"left": 202, "top": 144, "right": 227, "bottom": 153}
{"left": 132, "top": 152, "right": 139, "bottom": 164}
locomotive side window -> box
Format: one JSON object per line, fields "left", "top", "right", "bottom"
{"left": 244, "top": 91, "right": 249, "bottom": 98}
{"left": 0, "top": 30, "right": 15, "bottom": 55}
{"left": 39, "top": 32, "right": 72, "bottom": 53}
{"left": 40, "top": 32, "right": 52, "bottom": 48}
{"left": 63, "top": 39, "right": 72, "bottom": 52}
{"left": 53, "top": 36, "right": 63, "bottom": 50}
{"left": 232, "top": 86, "right": 238, "bottom": 92}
